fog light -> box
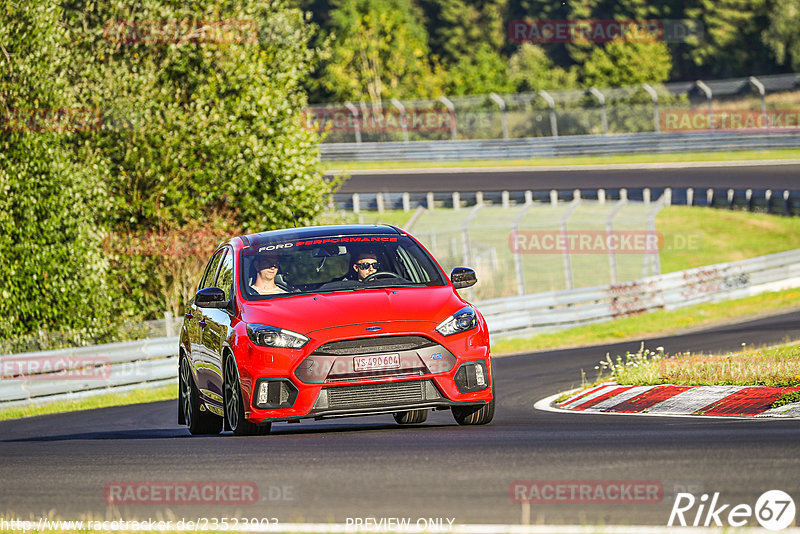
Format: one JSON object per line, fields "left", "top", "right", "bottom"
{"left": 258, "top": 382, "right": 271, "bottom": 406}
{"left": 475, "top": 364, "right": 485, "bottom": 386}
{"left": 254, "top": 379, "right": 298, "bottom": 409}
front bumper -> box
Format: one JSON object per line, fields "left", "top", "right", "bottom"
{"left": 234, "top": 321, "right": 492, "bottom": 424}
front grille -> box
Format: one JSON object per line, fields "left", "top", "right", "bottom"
{"left": 314, "top": 335, "right": 435, "bottom": 356}
{"left": 327, "top": 380, "right": 426, "bottom": 409}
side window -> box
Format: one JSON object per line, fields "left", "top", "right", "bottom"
{"left": 199, "top": 249, "right": 225, "bottom": 290}
{"left": 215, "top": 249, "right": 234, "bottom": 301}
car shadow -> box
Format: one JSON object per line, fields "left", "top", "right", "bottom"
{"left": 1, "top": 421, "right": 455, "bottom": 442}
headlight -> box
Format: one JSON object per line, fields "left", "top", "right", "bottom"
{"left": 436, "top": 306, "right": 478, "bottom": 336}
{"left": 247, "top": 324, "right": 309, "bottom": 349}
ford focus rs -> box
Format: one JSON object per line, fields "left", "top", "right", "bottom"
{"left": 178, "top": 224, "right": 494, "bottom": 435}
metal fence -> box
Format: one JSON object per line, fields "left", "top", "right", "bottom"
{"left": 319, "top": 131, "right": 800, "bottom": 162}
{"left": 406, "top": 197, "right": 665, "bottom": 301}
{"left": 309, "top": 73, "right": 800, "bottom": 143}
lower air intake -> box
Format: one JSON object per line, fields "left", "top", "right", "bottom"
{"left": 327, "top": 380, "right": 429, "bottom": 409}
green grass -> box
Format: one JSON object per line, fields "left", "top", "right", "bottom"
{"left": 0, "top": 384, "right": 175, "bottom": 421}
{"left": 491, "top": 287, "right": 800, "bottom": 355}
{"left": 322, "top": 148, "right": 800, "bottom": 171}
{"left": 591, "top": 341, "right": 800, "bottom": 387}
{"left": 772, "top": 390, "right": 800, "bottom": 408}
{"left": 656, "top": 207, "right": 800, "bottom": 273}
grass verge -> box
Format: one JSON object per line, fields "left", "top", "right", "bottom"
{"left": 594, "top": 342, "right": 800, "bottom": 387}
{"left": 322, "top": 148, "right": 800, "bottom": 171}
{"left": 0, "top": 384, "right": 175, "bottom": 422}
{"left": 491, "top": 287, "right": 800, "bottom": 356}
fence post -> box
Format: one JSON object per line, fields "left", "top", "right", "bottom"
{"left": 687, "top": 187, "right": 694, "bottom": 206}
{"left": 502, "top": 190, "right": 510, "bottom": 208}
{"left": 352, "top": 193, "right": 360, "bottom": 214}
{"left": 588, "top": 87, "right": 608, "bottom": 135}
{"left": 695, "top": 81, "right": 713, "bottom": 127}
{"left": 439, "top": 96, "right": 457, "bottom": 140}
{"left": 489, "top": 93, "right": 509, "bottom": 139}
{"left": 426, "top": 192, "right": 435, "bottom": 210}
{"left": 550, "top": 189, "right": 558, "bottom": 206}
{"left": 606, "top": 198, "right": 628, "bottom": 285}
{"left": 164, "top": 311, "right": 175, "bottom": 337}
{"left": 539, "top": 90, "right": 558, "bottom": 137}
{"left": 598, "top": 189, "right": 606, "bottom": 204}
{"left": 765, "top": 189, "right": 772, "bottom": 214}
{"left": 391, "top": 98, "right": 409, "bottom": 142}
{"left": 376, "top": 192, "right": 385, "bottom": 213}
{"left": 642, "top": 83, "right": 660, "bottom": 133}
{"left": 452, "top": 191, "right": 461, "bottom": 210}
{"left": 402, "top": 192, "right": 410, "bottom": 212}
{"left": 560, "top": 199, "right": 580, "bottom": 290}
{"left": 512, "top": 202, "right": 535, "bottom": 295}
{"left": 344, "top": 101, "right": 361, "bottom": 143}
{"left": 707, "top": 188, "right": 714, "bottom": 206}
{"left": 749, "top": 77, "right": 768, "bottom": 128}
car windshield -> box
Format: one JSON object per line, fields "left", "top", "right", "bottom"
{"left": 239, "top": 234, "right": 446, "bottom": 299}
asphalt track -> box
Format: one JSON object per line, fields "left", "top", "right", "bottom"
{"left": 1, "top": 310, "right": 799, "bottom": 526}
{"left": 334, "top": 162, "right": 800, "bottom": 193}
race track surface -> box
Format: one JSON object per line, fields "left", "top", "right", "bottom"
{"left": 335, "top": 163, "right": 800, "bottom": 193}
{"left": 1, "top": 311, "right": 799, "bottom": 526}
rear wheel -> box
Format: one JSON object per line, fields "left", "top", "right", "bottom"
{"left": 224, "top": 356, "right": 271, "bottom": 436}
{"left": 393, "top": 409, "right": 428, "bottom": 425}
{"left": 180, "top": 357, "right": 222, "bottom": 435}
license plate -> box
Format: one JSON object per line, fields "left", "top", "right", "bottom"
{"left": 353, "top": 354, "right": 400, "bottom": 372}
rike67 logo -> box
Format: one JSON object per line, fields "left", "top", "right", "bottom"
{"left": 669, "top": 490, "right": 796, "bottom": 530}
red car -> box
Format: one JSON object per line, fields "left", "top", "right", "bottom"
{"left": 178, "top": 224, "right": 494, "bottom": 435}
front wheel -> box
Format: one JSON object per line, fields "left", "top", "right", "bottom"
{"left": 224, "top": 356, "right": 271, "bottom": 436}
{"left": 180, "top": 357, "right": 222, "bottom": 435}
{"left": 452, "top": 398, "right": 495, "bottom": 426}
{"left": 393, "top": 409, "right": 428, "bottom": 425}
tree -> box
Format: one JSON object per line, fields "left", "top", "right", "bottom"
{"left": 321, "top": 0, "right": 441, "bottom": 103}
{"left": 582, "top": 38, "right": 672, "bottom": 87}
{"left": 419, "top": 0, "right": 511, "bottom": 95}
{"left": 0, "top": 2, "right": 113, "bottom": 344}
{"left": 761, "top": 0, "right": 800, "bottom": 71}
{"left": 509, "top": 43, "right": 578, "bottom": 91}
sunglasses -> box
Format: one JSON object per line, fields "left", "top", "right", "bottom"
{"left": 356, "top": 261, "right": 380, "bottom": 270}
{"left": 257, "top": 262, "right": 279, "bottom": 269}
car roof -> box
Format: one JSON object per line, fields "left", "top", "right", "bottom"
{"left": 236, "top": 224, "right": 404, "bottom": 249}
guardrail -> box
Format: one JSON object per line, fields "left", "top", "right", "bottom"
{"left": 3, "top": 248, "right": 799, "bottom": 408}
{"left": 0, "top": 337, "right": 178, "bottom": 408}
{"left": 481, "top": 248, "right": 800, "bottom": 338}
{"left": 320, "top": 131, "right": 800, "bottom": 162}
{"left": 334, "top": 187, "right": 800, "bottom": 216}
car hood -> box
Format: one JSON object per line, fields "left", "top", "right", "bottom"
{"left": 240, "top": 286, "right": 466, "bottom": 334}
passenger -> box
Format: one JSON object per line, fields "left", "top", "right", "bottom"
{"left": 251, "top": 254, "right": 288, "bottom": 295}
{"left": 352, "top": 252, "right": 382, "bottom": 282}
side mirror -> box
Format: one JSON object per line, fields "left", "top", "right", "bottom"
{"left": 196, "top": 287, "right": 228, "bottom": 308}
{"left": 450, "top": 267, "right": 477, "bottom": 289}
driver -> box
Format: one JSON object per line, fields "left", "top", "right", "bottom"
{"left": 352, "top": 252, "right": 382, "bottom": 282}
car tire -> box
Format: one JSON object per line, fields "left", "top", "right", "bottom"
{"left": 393, "top": 409, "right": 429, "bottom": 425}
{"left": 224, "top": 356, "right": 271, "bottom": 436}
{"left": 452, "top": 398, "right": 494, "bottom": 425}
{"left": 180, "top": 357, "right": 222, "bottom": 435}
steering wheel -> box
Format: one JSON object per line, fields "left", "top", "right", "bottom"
{"left": 363, "top": 271, "right": 401, "bottom": 282}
